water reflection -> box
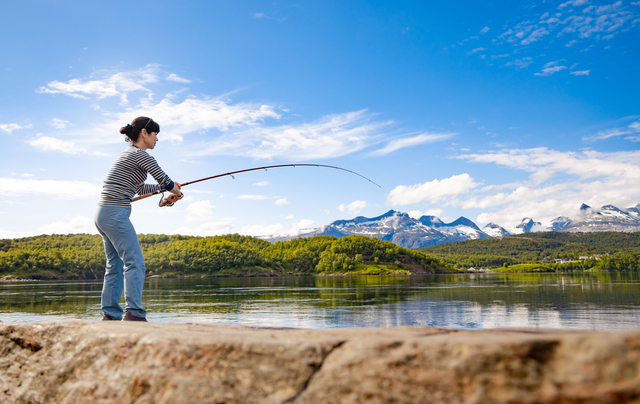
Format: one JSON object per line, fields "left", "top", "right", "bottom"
{"left": 1, "top": 273, "right": 639, "bottom": 330}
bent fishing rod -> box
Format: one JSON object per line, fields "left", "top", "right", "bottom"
{"left": 132, "top": 163, "right": 381, "bottom": 207}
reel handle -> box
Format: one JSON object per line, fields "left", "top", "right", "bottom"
{"left": 159, "top": 192, "right": 184, "bottom": 207}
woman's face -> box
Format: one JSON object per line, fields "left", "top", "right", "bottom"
{"left": 142, "top": 130, "right": 158, "bottom": 150}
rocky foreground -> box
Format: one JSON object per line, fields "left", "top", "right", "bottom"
{"left": 1, "top": 322, "right": 639, "bottom": 403}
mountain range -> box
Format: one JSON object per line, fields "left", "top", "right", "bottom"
{"left": 264, "top": 203, "right": 640, "bottom": 249}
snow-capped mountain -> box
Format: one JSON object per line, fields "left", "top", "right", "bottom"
{"left": 263, "top": 203, "right": 640, "bottom": 249}
{"left": 482, "top": 222, "right": 511, "bottom": 237}
{"left": 267, "top": 210, "right": 492, "bottom": 248}
{"left": 513, "top": 218, "right": 541, "bottom": 234}
{"left": 560, "top": 204, "right": 640, "bottom": 232}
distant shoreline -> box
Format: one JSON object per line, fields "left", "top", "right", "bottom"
{"left": 3, "top": 269, "right": 635, "bottom": 282}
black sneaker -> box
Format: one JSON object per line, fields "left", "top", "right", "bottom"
{"left": 101, "top": 313, "right": 118, "bottom": 321}
{"left": 122, "top": 311, "right": 147, "bottom": 322}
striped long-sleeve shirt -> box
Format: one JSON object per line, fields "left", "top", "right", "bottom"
{"left": 98, "top": 145, "right": 175, "bottom": 207}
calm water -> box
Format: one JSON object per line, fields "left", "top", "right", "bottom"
{"left": 1, "top": 272, "right": 640, "bottom": 330}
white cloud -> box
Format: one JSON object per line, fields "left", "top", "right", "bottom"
{"left": 193, "top": 109, "right": 392, "bottom": 160}
{"left": 583, "top": 127, "right": 631, "bottom": 141}
{"left": 453, "top": 147, "right": 640, "bottom": 228}
{"left": 558, "top": 0, "right": 589, "bottom": 9}
{"left": 629, "top": 122, "right": 640, "bottom": 131}
{"left": 521, "top": 27, "right": 550, "bottom": 45}
{"left": 480, "top": 26, "right": 491, "bottom": 34}
{"left": 506, "top": 57, "right": 534, "bottom": 69}
{"left": 275, "top": 198, "right": 289, "bottom": 206}
{"left": 0, "top": 123, "right": 31, "bottom": 134}
{"left": 172, "top": 221, "right": 234, "bottom": 237}
{"left": 0, "top": 177, "right": 102, "bottom": 199}
{"left": 237, "top": 194, "right": 276, "bottom": 200}
{"left": 253, "top": 181, "right": 271, "bottom": 186}
{"left": 337, "top": 200, "right": 368, "bottom": 215}
{"left": 468, "top": 47, "right": 487, "bottom": 54}
{"left": 27, "top": 136, "right": 91, "bottom": 155}
{"left": 38, "top": 216, "right": 95, "bottom": 235}
{"left": 240, "top": 223, "right": 284, "bottom": 236}
{"left": 534, "top": 61, "right": 567, "bottom": 76}
{"left": 51, "top": 118, "right": 71, "bottom": 129}
{"left": 408, "top": 209, "right": 444, "bottom": 219}
{"left": 34, "top": 66, "right": 410, "bottom": 160}
{"left": 186, "top": 200, "right": 215, "bottom": 222}
{"left": 166, "top": 73, "right": 191, "bottom": 84}
{"left": 570, "top": 70, "right": 590, "bottom": 75}
{"left": 387, "top": 174, "right": 479, "bottom": 206}
{"left": 37, "top": 64, "right": 161, "bottom": 104}
{"left": 239, "top": 219, "right": 313, "bottom": 237}
{"left": 110, "top": 95, "right": 280, "bottom": 144}
{"left": 370, "top": 132, "right": 455, "bottom": 156}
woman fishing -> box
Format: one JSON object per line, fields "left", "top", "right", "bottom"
{"left": 95, "top": 117, "right": 183, "bottom": 321}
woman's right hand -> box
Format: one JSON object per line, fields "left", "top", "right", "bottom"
{"left": 169, "top": 183, "right": 183, "bottom": 198}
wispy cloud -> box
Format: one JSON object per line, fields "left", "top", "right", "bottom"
{"left": 338, "top": 200, "right": 367, "bottom": 215}
{"left": 166, "top": 73, "right": 191, "bottom": 84}
{"left": 506, "top": 57, "right": 533, "bottom": 69}
{"left": 570, "top": 69, "right": 590, "bottom": 75}
{"left": 0, "top": 123, "right": 32, "bottom": 134}
{"left": 51, "top": 118, "right": 71, "bottom": 129}
{"left": 0, "top": 177, "right": 102, "bottom": 199}
{"left": 583, "top": 120, "right": 640, "bottom": 141}
{"left": 534, "top": 60, "right": 568, "bottom": 76}
{"left": 38, "top": 216, "right": 94, "bottom": 235}
{"left": 26, "top": 135, "right": 108, "bottom": 156}
{"left": 192, "top": 109, "right": 393, "bottom": 160}
{"left": 37, "top": 64, "right": 162, "bottom": 104}
{"left": 449, "top": 147, "right": 640, "bottom": 228}
{"left": 558, "top": 0, "right": 590, "bottom": 9}
{"left": 469, "top": 1, "right": 637, "bottom": 72}
{"left": 172, "top": 221, "right": 234, "bottom": 237}
{"left": 185, "top": 200, "right": 216, "bottom": 222}
{"left": 468, "top": 47, "right": 487, "bottom": 54}
{"left": 521, "top": 27, "right": 550, "bottom": 45}
{"left": 370, "top": 132, "right": 455, "bottom": 156}
{"left": 33, "top": 65, "right": 434, "bottom": 161}
{"left": 239, "top": 219, "right": 313, "bottom": 237}
{"left": 387, "top": 173, "right": 479, "bottom": 206}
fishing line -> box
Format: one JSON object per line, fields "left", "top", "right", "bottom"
{"left": 132, "top": 163, "right": 380, "bottom": 205}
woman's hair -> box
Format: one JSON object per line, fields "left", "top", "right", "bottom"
{"left": 119, "top": 117, "right": 160, "bottom": 142}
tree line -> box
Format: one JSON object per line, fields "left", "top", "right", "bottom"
{"left": 420, "top": 231, "right": 640, "bottom": 271}
{"left": 0, "top": 234, "right": 449, "bottom": 280}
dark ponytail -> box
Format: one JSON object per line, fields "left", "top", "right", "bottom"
{"left": 120, "top": 117, "right": 160, "bottom": 142}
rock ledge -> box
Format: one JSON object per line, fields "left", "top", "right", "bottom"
{"left": 1, "top": 322, "right": 639, "bottom": 403}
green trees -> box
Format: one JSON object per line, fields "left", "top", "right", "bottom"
{"left": 421, "top": 231, "right": 640, "bottom": 270}
{"left": 0, "top": 234, "right": 447, "bottom": 279}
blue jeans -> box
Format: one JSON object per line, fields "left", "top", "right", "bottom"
{"left": 95, "top": 206, "right": 146, "bottom": 319}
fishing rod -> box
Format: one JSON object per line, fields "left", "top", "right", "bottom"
{"left": 132, "top": 163, "right": 381, "bottom": 207}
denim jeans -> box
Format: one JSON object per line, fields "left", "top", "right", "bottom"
{"left": 95, "top": 206, "right": 146, "bottom": 319}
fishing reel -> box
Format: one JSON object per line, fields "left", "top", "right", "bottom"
{"left": 159, "top": 192, "right": 184, "bottom": 207}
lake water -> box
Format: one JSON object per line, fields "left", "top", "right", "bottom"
{"left": 1, "top": 272, "right": 640, "bottom": 330}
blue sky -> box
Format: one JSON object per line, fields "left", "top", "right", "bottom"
{"left": 1, "top": 0, "right": 639, "bottom": 238}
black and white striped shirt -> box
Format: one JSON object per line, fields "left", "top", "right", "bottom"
{"left": 98, "top": 145, "right": 174, "bottom": 207}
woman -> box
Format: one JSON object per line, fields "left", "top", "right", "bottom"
{"left": 96, "top": 117, "right": 182, "bottom": 321}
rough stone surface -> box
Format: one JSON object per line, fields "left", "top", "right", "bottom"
{"left": 1, "top": 322, "right": 639, "bottom": 403}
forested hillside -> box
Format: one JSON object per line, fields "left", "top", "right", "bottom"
{"left": 0, "top": 234, "right": 449, "bottom": 280}
{"left": 421, "top": 231, "right": 640, "bottom": 270}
